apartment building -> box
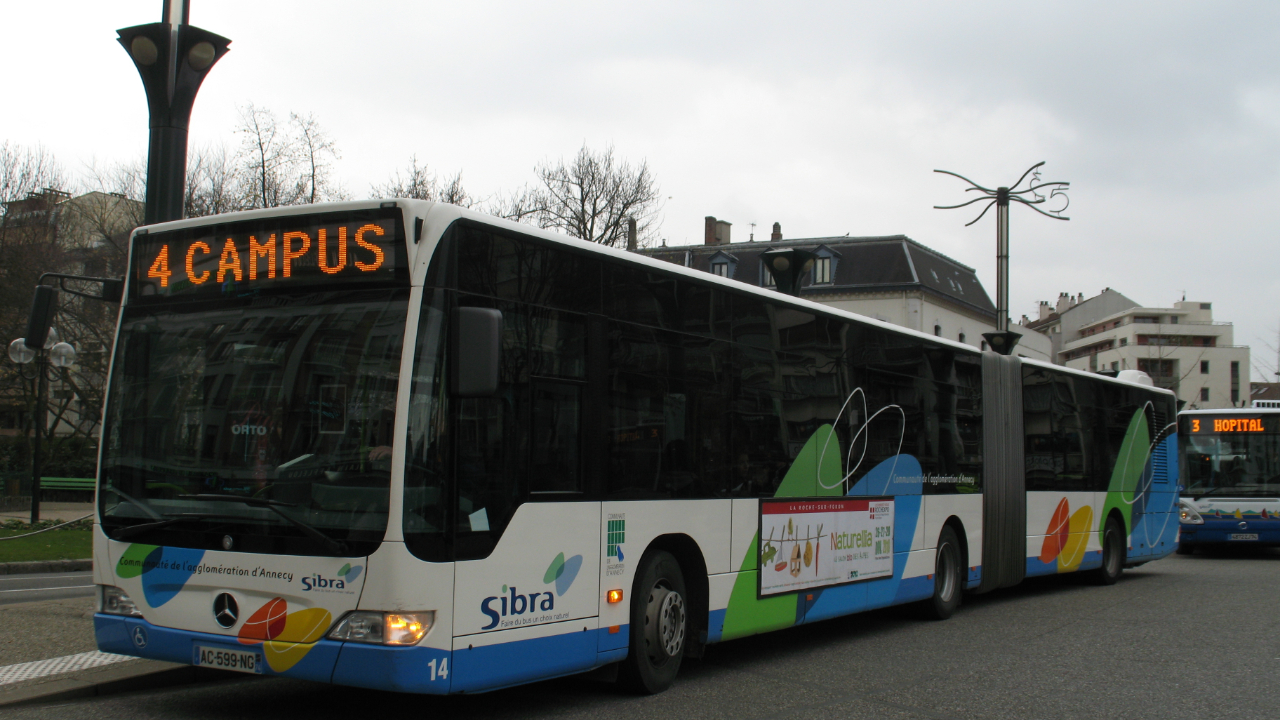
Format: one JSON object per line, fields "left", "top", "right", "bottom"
{"left": 1058, "top": 300, "right": 1249, "bottom": 409}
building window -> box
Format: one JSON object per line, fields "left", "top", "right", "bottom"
{"left": 1119, "top": 337, "right": 1127, "bottom": 346}
{"left": 1170, "top": 316, "right": 1178, "bottom": 324}
{"left": 813, "top": 256, "right": 831, "bottom": 284}
{"left": 711, "top": 262, "right": 728, "bottom": 277}
{"left": 762, "top": 266, "right": 775, "bottom": 286}
{"left": 981, "top": 341, "right": 988, "bottom": 350}
{"left": 958, "top": 333, "right": 966, "bottom": 344}
{"left": 1200, "top": 303, "right": 1212, "bottom": 310}
{"left": 1134, "top": 316, "right": 1159, "bottom": 324}
{"left": 934, "top": 324, "right": 941, "bottom": 337}
{"left": 1201, "top": 360, "right": 1209, "bottom": 374}
{"left": 1111, "top": 361, "right": 1119, "bottom": 371}
{"left": 1231, "top": 361, "right": 1240, "bottom": 404}
{"left": 1200, "top": 387, "right": 1210, "bottom": 402}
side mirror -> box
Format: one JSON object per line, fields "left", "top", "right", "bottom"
{"left": 451, "top": 307, "right": 502, "bottom": 397}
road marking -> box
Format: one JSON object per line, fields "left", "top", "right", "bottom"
{"left": 0, "top": 574, "right": 92, "bottom": 581}
{"left": 0, "top": 585, "right": 94, "bottom": 593}
{"left": 0, "top": 651, "right": 135, "bottom": 685}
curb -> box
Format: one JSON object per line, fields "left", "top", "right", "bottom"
{"left": 0, "top": 660, "right": 243, "bottom": 707}
{"left": 0, "top": 559, "right": 92, "bottom": 575}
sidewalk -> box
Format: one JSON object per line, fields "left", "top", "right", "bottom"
{"left": 0, "top": 592, "right": 236, "bottom": 707}
{"left": 0, "top": 502, "right": 94, "bottom": 524}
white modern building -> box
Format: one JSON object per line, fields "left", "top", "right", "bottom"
{"left": 1056, "top": 300, "right": 1249, "bottom": 409}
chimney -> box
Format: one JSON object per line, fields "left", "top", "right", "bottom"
{"left": 1055, "top": 292, "right": 1070, "bottom": 314}
{"left": 1038, "top": 300, "right": 1052, "bottom": 321}
{"left": 771, "top": 222, "right": 782, "bottom": 242}
{"left": 716, "top": 220, "right": 731, "bottom": 244}
{"left": 626, "top": 217, "right": 637, "bottom": 251}
{"left": 705, "top": 216, "right": 717, "bottom": 245}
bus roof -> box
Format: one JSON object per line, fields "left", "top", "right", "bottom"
{"left": 136, "top": 199, "right": 1174, "bottom": 399}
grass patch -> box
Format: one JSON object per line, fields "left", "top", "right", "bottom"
{"left": 0, "top": 518, "right": 92, "bottom": 563}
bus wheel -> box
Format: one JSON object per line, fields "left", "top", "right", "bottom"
{"left": 618, "top": 551, "right": 687, "bottom": 694}
{"left": 925, "top": 526, "right": 963, "bottom": 620}
{"left": 1092, "top": 517, "right": 1126, "bottom": 585}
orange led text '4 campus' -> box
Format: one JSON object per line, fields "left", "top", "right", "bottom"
{"left": 146, "top": 223, "right": 387, "bottom": 287}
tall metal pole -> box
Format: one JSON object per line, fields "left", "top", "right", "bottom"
{"left": 30, "top": 358, "right": 46, "bottom": 524}
{"left": 934, "top": 162, "right": 1070, "bottom": 355}
{"left": 995, "top": 187, "right": 1009, "bottom": 333}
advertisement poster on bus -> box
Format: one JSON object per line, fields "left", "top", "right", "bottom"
{"left": 758, "top": 497, "right": 894, "bottom": 597}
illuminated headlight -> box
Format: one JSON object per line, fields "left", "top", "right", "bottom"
{"left": 100, "top": 586, "right": 144, "bottom": 617}
{"left": 1179, "top": 500, "right": 1205, "bottom": 525}
{"left": 328, "top": 611, "right": 434, "bottom": 646}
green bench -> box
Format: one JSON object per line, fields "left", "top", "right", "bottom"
{"left": 39, "top": 478, "right": 96, "bottom": 491}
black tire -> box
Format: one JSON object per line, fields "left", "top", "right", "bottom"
{"left": 925, "top": 526, "right": 963, "bottom": 620}
{"left": 617, "top": 550, "right": 688, "bottom": 694}
{"left": 1092, "top": 516, "right": 1126, "bottom": 585}
{"left": 1175, "top": 543, "right": 1194, "bottom": 556}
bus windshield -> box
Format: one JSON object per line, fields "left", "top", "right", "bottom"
{"left": 1183, "top": 430, "right": 1280, "bottom": 498}
{"left": 99, "top": 288, "right": 409, "bottom": 556}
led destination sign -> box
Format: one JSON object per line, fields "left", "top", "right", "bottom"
{"left": 132, "top": 208, "right": 406, "bottom": 298}
{"left": 1186, "top": 416, "right": 1277, "bottom": 434}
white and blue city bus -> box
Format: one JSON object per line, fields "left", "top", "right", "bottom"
{"left": 93, "top": 199, "right": 1179, "bottom": 694}
{"left": 1177, "top": 408, "right": 1280, "bottom": 552}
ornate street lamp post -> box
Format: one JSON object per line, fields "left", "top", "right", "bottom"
{"left": 7, "top": 286, "right": 76, "bottom": 524}
{"left": 934, "top": 161, "right": 1070, "bottom": 355}
{"left": 117, "top": 0, "right": 230, "bottom": 224}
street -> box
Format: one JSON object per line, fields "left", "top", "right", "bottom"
{"left": 0, "top": 572, "right": 94, "bottom": 607}
{"left": 5, "top": 547, "right": 1279, "bottom": 720}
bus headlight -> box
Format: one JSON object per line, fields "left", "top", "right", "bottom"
{"left": 1178, "top": 501, "right": 1204, "bottom": 525}
{"left": 100, "top": 586, "right": 144, "bottom": 617}
{"left": 328, "top": 611, "right": 434, "bottom": 646}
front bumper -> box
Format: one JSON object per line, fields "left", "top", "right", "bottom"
{"left": 94, "top": 614, "right": 452, "bottom": 694}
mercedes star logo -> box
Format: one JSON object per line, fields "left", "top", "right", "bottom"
{"left": 222, "top": 535, "right": 234, "bottom": 551}
{"left": 213, "top": 593, "right": 239, "bottom": 628}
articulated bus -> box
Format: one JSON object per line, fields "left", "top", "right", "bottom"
{"left": 93, "top": 200, "right": 1179, "bottom": 694}
{"left": 1177, "top": 408, "right": 1280, "bottom": 552}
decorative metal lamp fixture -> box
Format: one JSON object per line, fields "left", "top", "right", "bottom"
{"left": 760, "top": 248, "right": 818, "bottom": 297}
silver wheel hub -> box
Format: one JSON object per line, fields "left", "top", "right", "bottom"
{"left": 645, "top": 584, "right": 686, "bottom": 661}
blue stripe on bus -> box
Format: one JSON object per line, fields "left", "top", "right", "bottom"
{"left": 94, "top": 614, "right": 341, "bottom": 684}
{"left": 332, "top": 642, "right": 453, "bottom": 694}
{"left": 98, "top": 613, "right": 631, "bottom": 694}
{"left": 449, "top": 626, "right": 602, "bottom": 694}
{"left": 1023, "top": 550, "right": 1103, "bottom": 578}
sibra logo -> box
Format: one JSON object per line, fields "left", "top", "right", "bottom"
{"left": 480, "top": 552, "right": 582, "bottom": 630}
{"left": 301, "top": 563, "right": 362, "bottom": 592}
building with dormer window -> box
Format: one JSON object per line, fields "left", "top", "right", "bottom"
{"left": 641, "top": 216, "right": 1051, "bottom": 361}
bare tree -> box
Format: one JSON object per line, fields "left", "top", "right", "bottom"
{"left": 291, "top": 112, "right": 345, "bottom": 204}
{"left": 185, "top": 144, "right": 248, "bottom": 218}
{"left": 372, "top": 156, "right": 472, "bottom": 207}
{"left": 531, "top": 143, "right": 660, "bottom": 247}
{"left": 484, "top": 185, "right": 542, "bottom": 223}
{"left": 237, "top": 104, "right": 304, "bottom": 209}
{"left": 0, "top": 142, "right": 67, "bottom": 209}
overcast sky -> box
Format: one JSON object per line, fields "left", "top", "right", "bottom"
{"left": 5, "top": 1, "right": 1279, "bottom": 379}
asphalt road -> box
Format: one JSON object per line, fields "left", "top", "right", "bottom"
{"left": 0, "top": 572, "right": 94, "bottom": 607}
{"left": 9, "top": 548, "right": 1280, "bottom": 720}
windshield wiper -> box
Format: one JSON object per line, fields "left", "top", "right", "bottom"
{"left": 179, "top": 494, "right": 348, "bottom": 555}
{"left": 109, "top": 512, "right": 243, "bottom": 540}
{"left": 102, "top": 485, "right": 164, "bottom": 521}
